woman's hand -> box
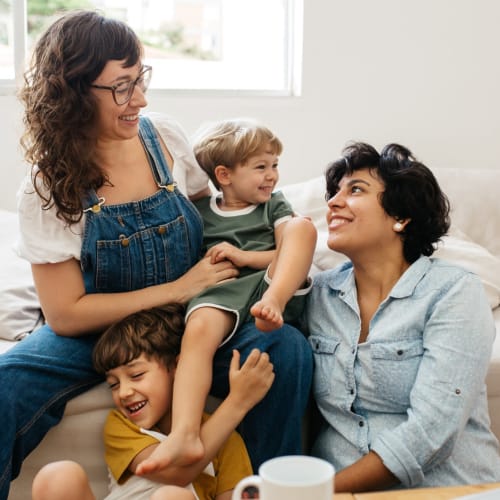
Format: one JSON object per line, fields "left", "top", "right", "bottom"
{"left": 174, "top": 255, "right": 239, "bottom": 302}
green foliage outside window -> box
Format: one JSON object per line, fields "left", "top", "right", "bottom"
{"left": 27, "top": 0, "right": 93, "bottom": 37}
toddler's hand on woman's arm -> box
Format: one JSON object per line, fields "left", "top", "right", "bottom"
{"left": 174, "top": 256, "right": 239, "bottom": 302}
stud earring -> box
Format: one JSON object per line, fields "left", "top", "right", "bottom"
{"left": 393, "top": 222, "right": 404, "bottom": 232}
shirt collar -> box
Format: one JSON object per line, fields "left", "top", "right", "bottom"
{"left": 328, "top": 255, "right": 431, "bottom": 299}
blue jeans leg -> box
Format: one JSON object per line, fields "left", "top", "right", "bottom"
{"left": 0, "top": 325, "right": 103, "bottom": 500}
{"left": 212, "top": 322, "right": 313, "bottom": 471}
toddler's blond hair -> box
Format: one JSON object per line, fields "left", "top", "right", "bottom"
{"left": 193, "top": 119, "right": 283, "bottom": 190}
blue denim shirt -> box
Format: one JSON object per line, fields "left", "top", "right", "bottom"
{"left": 305, "top": 256, "right": 500, "bottom": 488}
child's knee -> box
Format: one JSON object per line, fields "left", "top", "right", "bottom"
{"left": 286, "top": 216, "right": 318, "bottom": 241}
{"left": 32, "top": 461, "right": 90, "bottom": 500}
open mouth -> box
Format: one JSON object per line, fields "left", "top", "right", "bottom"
{"left": 329, "top": 217, "right": 351, "bottom": 229}
{"left": 126, "top": 400, "right": 147, "bottom": 415}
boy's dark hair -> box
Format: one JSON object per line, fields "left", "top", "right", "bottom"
{"left": 93, "top": 304, "right": 185, "bottom": 374}
{"left": 325, "top": 142, "right": 450, "bottom": 263}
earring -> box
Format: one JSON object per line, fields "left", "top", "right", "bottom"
{"left": 393, "top": 222, "right": 404, "bottom": 232}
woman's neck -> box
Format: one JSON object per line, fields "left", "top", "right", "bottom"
{"left": 351, "top": 252, "right": 410, "bottom": 343}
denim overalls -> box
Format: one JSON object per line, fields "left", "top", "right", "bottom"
{"left": 80, "top": 116, "right": 203, "bottom": 294}
{"left": 0, "top": 117, "right": 313, "bottom": 499}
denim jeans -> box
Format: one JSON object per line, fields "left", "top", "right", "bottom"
{"left": 212, "top": 321, "right": 313, "bottom": 471}
{"left": 0, "top": 321, "right": 312, "bottom": 499}
{"left": 0, "top": 326, "right": 102, "bottom": 499}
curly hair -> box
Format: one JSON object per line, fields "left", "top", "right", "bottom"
{"left": 92, "top": 304, "right": 186, "bottom": 374}
{"left": 19, "top": 10, "right": 143, "bottom": 225}
{"left": 193, "top": 118, "right": 283, "bottom": 190}
{"left": 325, "top": 142, "right": 450, "bottom": 263}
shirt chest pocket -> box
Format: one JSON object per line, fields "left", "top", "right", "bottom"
{"left": 370, "top": 339, "right": 424, "bottom": 409}
{"left": 309, "top": 335, "right": 341, "bottom": 399}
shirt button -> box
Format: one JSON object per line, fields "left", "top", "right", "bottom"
{"left": 119, "top": 235, "right": 129, "bottom": 247}
{"left": 455, "top": 389, "right": 461, "bottom": 395}
{"left": 397, "top": 350, "right": 403, "bottom": 356}
{"left": 350, "top": 389, "right": 354, "bottom": 395}
{"left": 359, "top": 421, "right": 364, "bottom": 427}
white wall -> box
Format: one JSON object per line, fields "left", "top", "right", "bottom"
{"left": 1, "top": 0, "right": 499, "bottom": 211}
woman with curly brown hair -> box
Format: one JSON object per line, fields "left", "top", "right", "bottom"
{"left": 0, "top": 10, "right": 313, "bottom": 498}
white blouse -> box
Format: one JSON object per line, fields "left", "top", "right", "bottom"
{"left": 16, "top": 113, "right": 208, "bottom": 264}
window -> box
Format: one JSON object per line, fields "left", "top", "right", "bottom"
{"left": 0, "top": 0, "right": 302, "bottom": 95}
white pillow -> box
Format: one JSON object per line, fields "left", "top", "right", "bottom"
{"left": 0, "top": 210, "right": 43, "bottom": 341}
{"left": 434, "top": 227, "right": 500, "bottom": 309}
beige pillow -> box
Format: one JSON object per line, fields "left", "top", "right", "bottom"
{"left": 0, "top": 210, "right": 43, "bottom": 340}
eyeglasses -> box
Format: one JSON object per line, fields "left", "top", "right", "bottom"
{"left": 90, "top": 65, "right": 152, "bottom": 105}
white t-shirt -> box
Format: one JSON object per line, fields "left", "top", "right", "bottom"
{"left": 16, "top": 113, "right": 208, "bottom": 264}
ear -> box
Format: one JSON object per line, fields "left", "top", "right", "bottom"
{"left": 392, "top": 218, "right": 411, "bottom": 232}
{"left": 214, "top": 165, "right": 232, "bottom": 187}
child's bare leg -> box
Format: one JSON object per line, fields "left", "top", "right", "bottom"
{"left": 150, "top": 485, "right": 196, "bottom": 500}
{"left": 136, "top": 307, "right": 235, "bottom": 474}
{"left": 251, "top": 217, "right": 317, "bottom": 331}
{"left": 32, "top": 461, "right": 95, "bottom": 500}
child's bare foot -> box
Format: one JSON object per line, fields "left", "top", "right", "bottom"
{"left": 250, "top": 296, "right": 284, "bottom": 332}
{"left": 136, "top": 432, "right": 204, "bottom": 475}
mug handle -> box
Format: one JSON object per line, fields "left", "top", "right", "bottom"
{"left": 231, "top": 475, "right": 262, "bottom": 500}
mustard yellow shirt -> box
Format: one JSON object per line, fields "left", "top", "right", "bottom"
{"left": 104, "top": 409, "right": 252, "bottom": 500}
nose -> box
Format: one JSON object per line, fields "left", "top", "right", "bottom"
{"left": 266, "top": 169, "right": 278, "bottom": 181}
{"left": 129, "top": 84, "right": 148, "bottom": 107}
{"left": 118, "top": 380, "right": 134, "bottom": 400}
{"left": 327, "top": 190, "right": 345, "bottom": 208}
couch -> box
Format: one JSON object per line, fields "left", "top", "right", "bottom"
{"left": 2, "top": 167, "right": 500, "bottom": 499}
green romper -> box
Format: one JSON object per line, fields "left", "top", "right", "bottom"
{"left": 187, "top": 191, "right": 311, "bottom": 343}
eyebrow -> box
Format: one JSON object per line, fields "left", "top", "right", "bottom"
{"left": 343, "top": 178, "right": 371, "bottom": 187}
{"left": 111, "top": 66, "right": 144, "bottom": 84}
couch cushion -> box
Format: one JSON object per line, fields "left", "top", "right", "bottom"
{"left": 0, "top": 210, "right": 43, "bottom": 341}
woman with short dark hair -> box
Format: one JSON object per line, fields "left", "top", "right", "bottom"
{"left": 306, "top": 142, "right": 500, "bottom": 492}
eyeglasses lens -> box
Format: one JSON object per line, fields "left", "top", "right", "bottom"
{"left": 115, "top": 67, "right": 152, "bottom": 105}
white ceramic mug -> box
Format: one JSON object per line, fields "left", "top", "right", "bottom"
{"left": 231, "top": 455, "right": 334, "bottom": 500}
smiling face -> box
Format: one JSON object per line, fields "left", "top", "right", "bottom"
{"left": 326, "top": 168, "right": 399, "bottom": 259}
{"left": 106, "top": 354, "right": 174, "bottom": 433}
{"left": 91, "top": 59, "right": 148, "bottom": 142}
{"left": 218, "top": 144, "right": 280, "bottom": 208}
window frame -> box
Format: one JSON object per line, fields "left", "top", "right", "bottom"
{"left": 0, "top": 0, "right": 303, "bottom": 97}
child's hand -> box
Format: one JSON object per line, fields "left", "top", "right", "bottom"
{"left": 206, "top": 242, "right": 248, "bottom": 268}
{"left": 228, "top": 349, "right": 274, "bottom": 411}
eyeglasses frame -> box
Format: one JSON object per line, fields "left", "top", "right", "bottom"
{"left": 90, "top": 65, "right": 153, "bottom": 105}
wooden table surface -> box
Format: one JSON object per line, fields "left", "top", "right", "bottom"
{"left": 334, "top": 482, "right": 500, "bottom": 499}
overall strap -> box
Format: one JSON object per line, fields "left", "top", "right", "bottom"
{"left": 81, "top": 188, "right": 104, "bottom": 213}
{"left": 139, "top": 115, "right": 175, "bottom": 188}
{"left": 81, "top": 116, "right": 174, "bottom": 213}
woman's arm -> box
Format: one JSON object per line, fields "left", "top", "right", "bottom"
{"left": 334, "top": 451, "right": 398, "bottom": 492}
{"left": 368, "top": 271, "right": 495, "bottom": 488}
{"left": 32, "top": 256, "right": 238, "bottom": 336}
